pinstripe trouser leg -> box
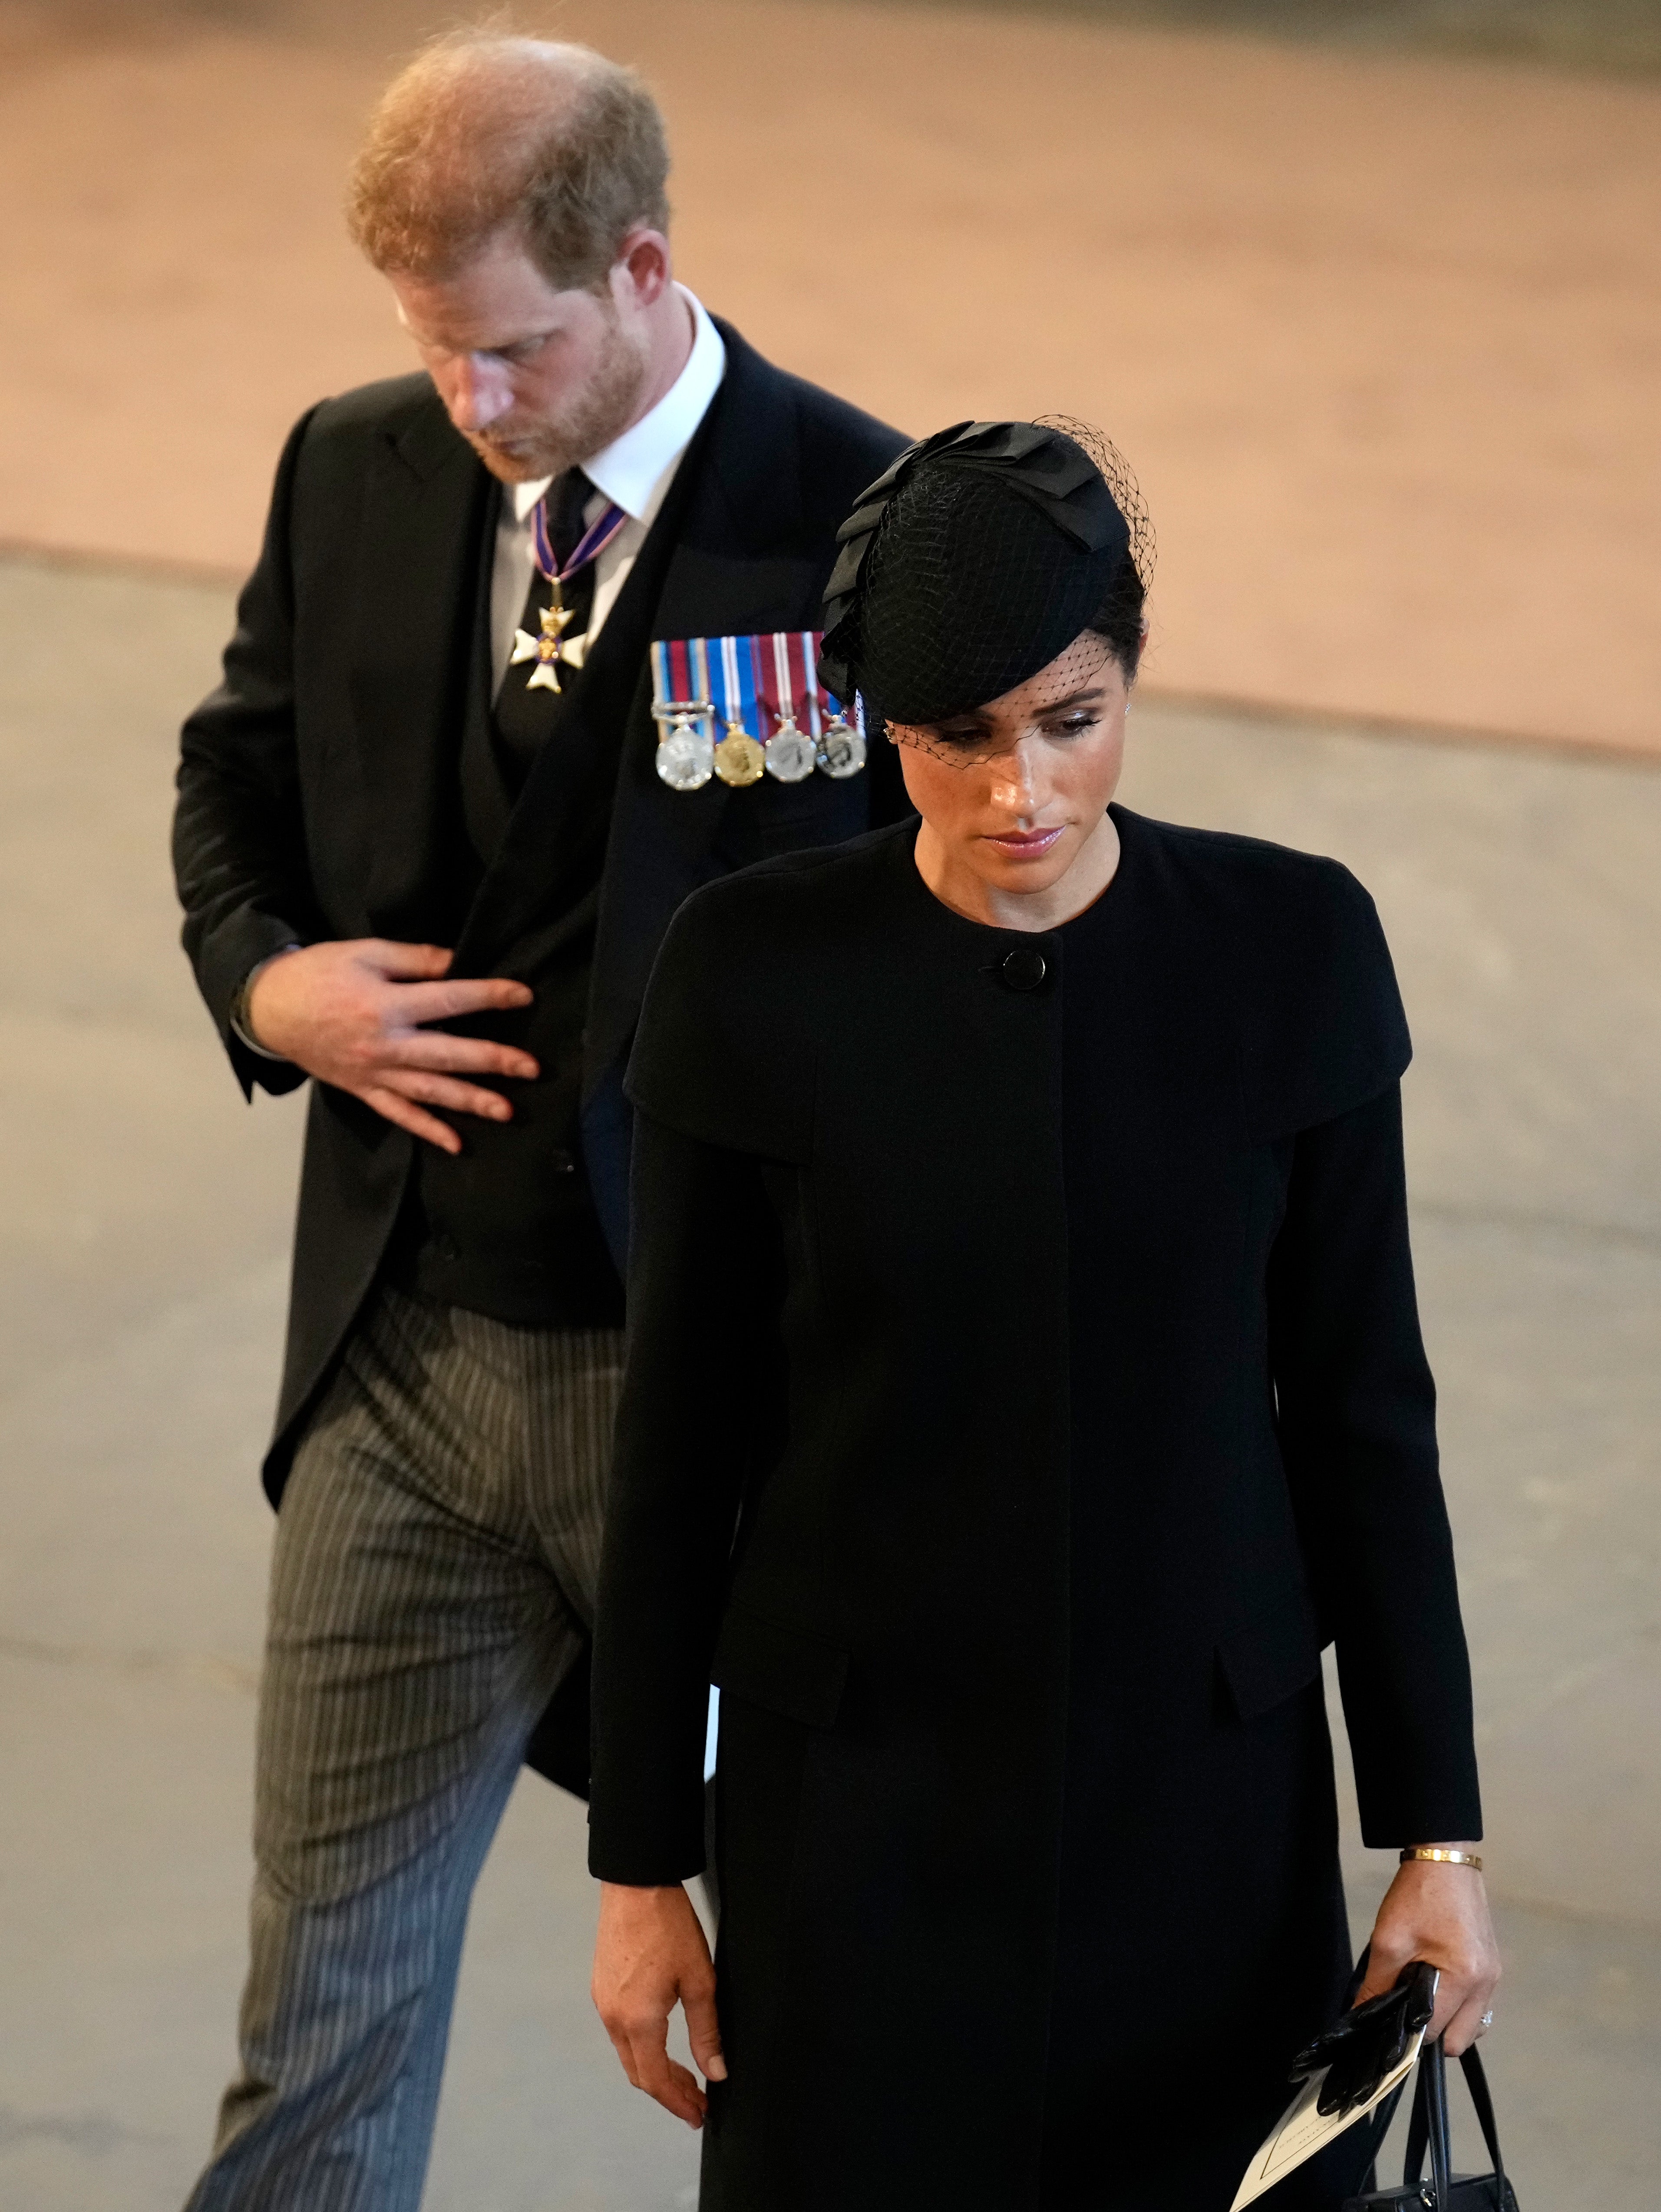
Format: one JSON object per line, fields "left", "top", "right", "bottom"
{"left": 183, "top": 1284, "right": 625, "bottom": 2212}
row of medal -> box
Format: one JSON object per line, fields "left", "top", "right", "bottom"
{"left": 650, "top": 632, "right": 868, "bottom": 792}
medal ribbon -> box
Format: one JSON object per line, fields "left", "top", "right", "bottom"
{"left": 770, "top": 630, "right": 797, "bottom": 735}
{"left": 651, "top": 637, "right": 714, "bottom": 731}
{"left": 716, "top": 634, "right": 759, "bottom": 735}
{"left": 531, "top": 489, "right": 631, "bottom": 591}
{"left": 799, "top": 632, "right": 824, "bottom": 741}
{"left": 650, "top": 631, "right": 856, "bottom": 746}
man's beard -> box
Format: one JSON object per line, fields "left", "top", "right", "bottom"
{"left": 466, "top": 311, "right": 650, "bottom": 484}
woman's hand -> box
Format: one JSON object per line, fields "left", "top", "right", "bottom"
{"left": 591, "top": 1882, "right": 726, "bottom": 2127}
{"left": 1356, "top": 1846, "right": 1501, "bottom": 2055}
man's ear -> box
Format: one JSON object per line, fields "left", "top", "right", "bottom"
{"left": 612, "top": 227, "right": 673, "bottom": 312}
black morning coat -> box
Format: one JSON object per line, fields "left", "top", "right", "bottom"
{"left": 588, "top": 813, "right": 1483, "bottom": 2212}
{"left": 172, "top": 322, "right": 908, "bottom": 1785}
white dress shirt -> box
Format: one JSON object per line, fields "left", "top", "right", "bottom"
{"left": 489, "top": 287, "right": 726, "bottom": 696}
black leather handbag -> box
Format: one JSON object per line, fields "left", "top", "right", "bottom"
{"left": 1343, "top": 2037, "right": 1518, "bottom": 2211}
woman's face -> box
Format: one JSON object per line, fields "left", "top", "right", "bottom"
{"left": 893, "top": 638, "right": 1129, "bottom": 913}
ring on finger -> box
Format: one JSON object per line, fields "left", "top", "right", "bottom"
{"left": 1478, "top": 2010, "right": 1495, "bottom": 2030}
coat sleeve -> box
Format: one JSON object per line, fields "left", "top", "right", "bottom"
{"left": 1268, "top": 1079, "right": 1482, "bottom": 1846}
{"left": 172, "top": 406, "right": 325, "bottom": 1099}
{"left": 588, "top": 1107, "right": 780, "bottom": 1882}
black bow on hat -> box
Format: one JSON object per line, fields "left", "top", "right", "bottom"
{"left": 817, "top": 420, "right": 1133, "bottom": 724}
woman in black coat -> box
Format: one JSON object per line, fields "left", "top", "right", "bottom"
{"left": 588, "top": 422, "right": 1500, "bottom": 2210}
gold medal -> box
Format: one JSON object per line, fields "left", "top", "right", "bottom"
{"left": 509, "top": 590, "right": 578, "bottom": 695}
{"left": 515, "top": 490, "right": 628, "bottom": 698}
{"left": 713, "top": 635, "right": 766, "bottom": 784}
{"left": 714, "top": 722, "right": 766, "bottom": 785}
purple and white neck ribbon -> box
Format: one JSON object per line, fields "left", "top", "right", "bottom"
{"left": 530, "top": 489, "right": 631, "bottom": 592}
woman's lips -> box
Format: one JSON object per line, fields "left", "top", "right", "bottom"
{"left": 982, "top": 825, "right": 1065, "bottom": 859}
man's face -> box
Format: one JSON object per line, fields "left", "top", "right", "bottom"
{"left": 392, "top": 231, "right": 651, "bottom": 482}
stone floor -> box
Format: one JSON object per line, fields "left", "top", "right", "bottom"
{"left": 1, "top": 548, "right": 1658, "bottom": 2206}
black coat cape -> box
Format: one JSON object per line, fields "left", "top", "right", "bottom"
{"left": 172, "top": 321, "right": 908, "bottom": 1502}
{"left": 589, "top": 811, "right": 1481, "bottom": 2210}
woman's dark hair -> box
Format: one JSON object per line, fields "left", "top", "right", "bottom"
{"left": 1089, "top": 550, "right": 1146, "bottom": 682}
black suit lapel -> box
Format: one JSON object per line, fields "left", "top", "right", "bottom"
{"left": 349, "top": 395, "right": 494, "bottom": 940}
{"left": 584, "top": 330, "right": 827, "bottom": 1089}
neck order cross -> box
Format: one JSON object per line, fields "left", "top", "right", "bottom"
{"left": 508, "top": 472, "right": 631, "bottom": 696}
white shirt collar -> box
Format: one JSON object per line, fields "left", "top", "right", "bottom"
{"left": 511, "top": 288, "right": 725, "bottom": 526}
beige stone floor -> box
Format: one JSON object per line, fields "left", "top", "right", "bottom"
{"left": 1, "top": 0, "right": 1658, "bottom": 751}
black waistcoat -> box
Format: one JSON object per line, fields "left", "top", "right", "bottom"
{"left": 389, "top": 429, "right": 711, "bottom": 1325}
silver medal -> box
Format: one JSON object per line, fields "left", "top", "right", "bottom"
{"left": 764, "top": 722, "right": 816, "bottom": 783}
{"left": 656, "top": 716, "right": 715, "bottom": 791}
{"left": 763, "top": 633, "right": 819, "bottom": 785}
{"left": 816, "top": 712, "right": 867, "bottom": 779}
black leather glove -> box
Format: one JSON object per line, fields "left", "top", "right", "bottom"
{"left": 1291, "top": 1958, "right": 1438, "bottom": 2118}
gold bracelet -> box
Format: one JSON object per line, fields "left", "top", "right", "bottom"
{"left": 1400, "top": 1847, "right": 1483, "bottom": 1871}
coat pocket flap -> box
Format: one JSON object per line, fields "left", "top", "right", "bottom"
{"left": 1216, "top": 1590, "right": 1324, "bottom": 1722}
{"left": 710, "top": 1601, "right": 849, "bottom": 1729}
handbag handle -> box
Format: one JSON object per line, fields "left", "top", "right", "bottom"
{"left": 1403, "top": 2038, "right": 1508, "bottom": 2205}
{"left": 1458, "top": 2046, "right": 1507, "bottom": 2197}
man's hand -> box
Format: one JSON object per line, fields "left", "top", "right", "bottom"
{"left": 1356, "top": 1846, "right": 1501, "bottom": 2055}
{"left": 592, "top": 1882, "right": 725, "bottom": 2129}
{"left": 246, "top": 940, "right": 538, "bottom": 1155}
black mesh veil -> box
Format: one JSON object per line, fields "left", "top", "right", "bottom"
{"left": 818, "top": 417, "right": 1152, "bottom": 759}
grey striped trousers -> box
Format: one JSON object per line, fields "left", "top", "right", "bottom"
{"left": 184, "top": 1284, "right": 624, "bottom": 2212}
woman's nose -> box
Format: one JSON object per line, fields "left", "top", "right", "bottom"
{"left": 988, "top": 739, "right": 1043, "bottom": 815}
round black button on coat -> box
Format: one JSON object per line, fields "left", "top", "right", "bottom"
{"left": 997, "top": 946, "right": 1049, "bottom": 993}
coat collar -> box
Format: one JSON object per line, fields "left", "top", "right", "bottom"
{"left": 689, "top": 316, "right": 805, "bottom": 557}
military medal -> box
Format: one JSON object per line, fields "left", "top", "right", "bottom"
{"left": 510, "top": 490, "right": 629, "bottom": 695}
{"left": 816, "top": 697, "right": 867, "bottom": 780}
{"left": 793, "top": 628, "right": 865, "bottom": 778}
{"left": 650, "top": 638, "right": 716, "bottom": 790}
{"left": 509, "top": 597, "right": 578, "bottom": 693}
{"left": 713, "top": 633, "right": 766, "bottom": 786}
{"left": 648, "top": 630, "right": 866, "bottom": 792}
{"left": 763, "top": 630, "right": 816, "bottom": 783}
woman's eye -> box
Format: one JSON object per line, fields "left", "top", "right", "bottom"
{"left": 1046, "top": 714, "right": 1100, "bottom": 739}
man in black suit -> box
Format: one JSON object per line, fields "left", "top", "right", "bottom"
{"left": 171, "top": 30, "right": 905, "bottom": 2207}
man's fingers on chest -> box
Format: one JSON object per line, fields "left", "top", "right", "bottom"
{"left": 389, "top": 976, "right": 534, "bottom": 1025}
{"left": 385, "top": 1031, "right": 539, "bottom": 1080}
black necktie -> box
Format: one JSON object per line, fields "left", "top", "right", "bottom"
{"left": 495, "top": 466, "right": 598, "bottom": 783}
{"left": 546, "top": 465, "right": 595, "bottom": 572}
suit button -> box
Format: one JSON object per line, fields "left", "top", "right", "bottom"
{"left": 434, "top": 1232, "right": 459, "bottom": 1261}
{"left": 548, "top": 1149, "right": 577, "bottom": 1175}
{"left": 997, "top": 946, "right": 1048, "bottom": 992}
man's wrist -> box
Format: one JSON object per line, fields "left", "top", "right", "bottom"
{"left": 229, "top": 944, "right": 301, "bottom": 1057}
